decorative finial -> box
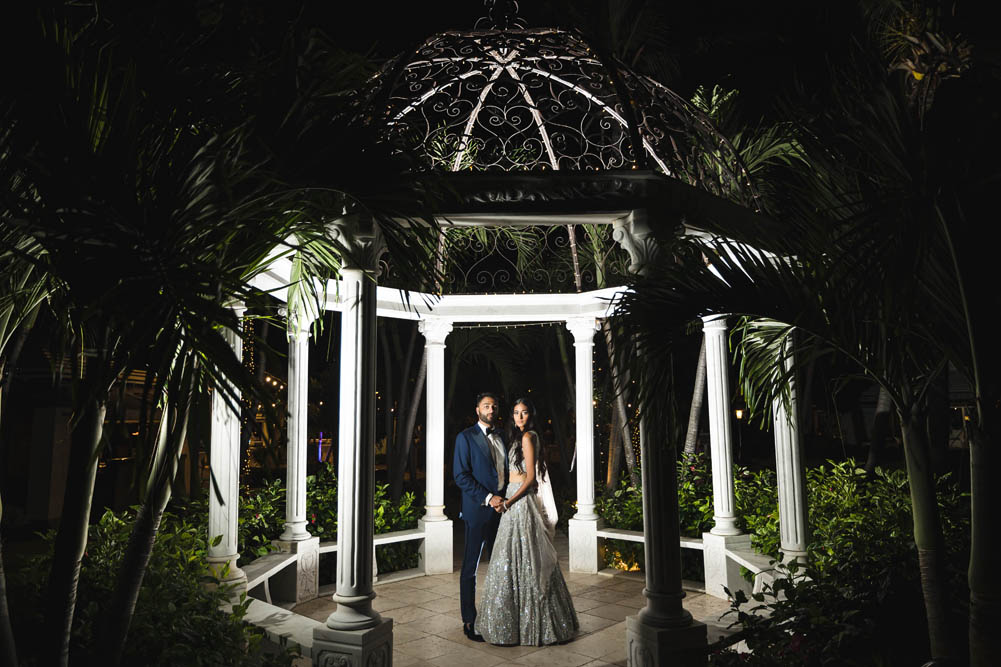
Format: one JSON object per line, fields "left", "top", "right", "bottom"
{"left": 474, "top": 0, "right": 527, "bottom": 30}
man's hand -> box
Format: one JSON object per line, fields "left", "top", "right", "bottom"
{"left": 488, "top": 495, "right": 504, "bottom": 510}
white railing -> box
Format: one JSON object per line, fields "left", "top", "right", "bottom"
{"left": 247, "top": 528, "right": 428, "bottom": 606}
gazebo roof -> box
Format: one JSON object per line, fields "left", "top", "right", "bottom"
{"left": 353, "top": 15, "right": 757, "bottom": 211}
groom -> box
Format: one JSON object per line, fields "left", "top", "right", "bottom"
{"left": 453, "top": 392, "right": 508, "bottom": 642}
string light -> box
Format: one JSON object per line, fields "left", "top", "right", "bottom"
{"left": 452, "top": 321, "right": 564, "bottom": 330}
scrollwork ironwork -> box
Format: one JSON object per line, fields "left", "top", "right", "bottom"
{"left": 380, "top": 225, "right": 628, "bottom": 294}
{"left": 353, "top": 25, "right": 758, "bottom": 211}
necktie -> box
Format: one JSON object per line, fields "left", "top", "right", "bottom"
{"left": 485, "top": 427, "right": 504, "bottom": 489}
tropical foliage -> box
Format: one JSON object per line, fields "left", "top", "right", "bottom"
{"left": 181, "top": 463, "right": 421, "bottom": 572}
{"left": 611, "top": 2, "right": 997, "bottom": 658}
{"left": 8, "top": 509, "right": 295, "bottom": 666}
{"left": 0, "top": 2, "right": 439, "bottom": 664}
{"left": 600, "top": 456, "right": 970, "bottom": 664}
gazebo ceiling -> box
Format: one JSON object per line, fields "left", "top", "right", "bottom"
{"left": 353, "top": 11, "right": 757, "bottom": 212}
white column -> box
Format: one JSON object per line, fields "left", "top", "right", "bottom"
{"left": 567, "top": 317, "right": 600, "bottom": 573}
{"left": 773, "top": 338, "right": 808, "bottom": 559}
{"left": 207, "top": 305, "right": 247, "bottom": 586}
{"left": 280, "top": 307, "right": 313, "bottom": 542}
{"left": 418, "top": 318, "right": 452, "bottom": 521}
{"left": 702, "top": 316, "right": 740, "bottom": 536}
{"left": 418, "top": 318, "right": 454, "bottom": 575}
{"left": 313, "top": 215, "right": 392, "bottom": 663}
{"left": 327, "top": 267, "right": 381, "bottom": 629}
{"left": 613, "top": 209, "right": 707, "bottom": 666}
{"left": 567, "top": 317, "right": 599, "bottom": 519}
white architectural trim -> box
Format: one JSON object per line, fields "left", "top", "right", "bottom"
{"left": 251, "top": 256, "right": 628, "bottom": 323}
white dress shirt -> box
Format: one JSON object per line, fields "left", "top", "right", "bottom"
{"left": 479, "top": 422, "right": 506, "bottom": 505}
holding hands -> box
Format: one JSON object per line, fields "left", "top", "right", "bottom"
{"left": 489, "top": 496, "right": 509, "bottom": 513}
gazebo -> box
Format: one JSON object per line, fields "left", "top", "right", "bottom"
{"left": 206, "top": 7, "right": 810, "bottom": 666}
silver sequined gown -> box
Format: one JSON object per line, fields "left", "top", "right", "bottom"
{"left": 475, "top": 441, "right": 580, "bottom": 645}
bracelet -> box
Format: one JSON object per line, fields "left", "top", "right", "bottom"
{"left": 503, "top": 500, "right": 509, "bottom": 510}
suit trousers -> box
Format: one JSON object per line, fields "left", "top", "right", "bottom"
{"left": 460, "top": 509, "right": 501, "bottom": 624}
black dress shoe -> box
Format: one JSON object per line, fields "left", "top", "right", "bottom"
{"left": 463, "top": 623, "right": 485, "bottom": 642}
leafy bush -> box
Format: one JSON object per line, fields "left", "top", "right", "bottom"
{"left": 710, "top": 560, "right": 880, "bottom": 666}
{"left": 374, "top": 482, "right": 421, "bottom": 572}
{"left": 9, "top": 510, "right": 295, "bottom": 666}
{"left": 239, "top": 478, "right": 287, "bottom": 561}
{"left": 183, "top": 463, "right": 422, "bottom": 573}
{"left": 596, "top": 476, "right": 646, "bottom": 570}
{"left": 597, "top": 455, "right": 971, "bottom": 665}
{"left": 306, "top": 462, "right": 339, "bottom": 539}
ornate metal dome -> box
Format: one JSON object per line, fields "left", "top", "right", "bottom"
{"left": 355, "top": 13, "right": 757, "bottom": 208}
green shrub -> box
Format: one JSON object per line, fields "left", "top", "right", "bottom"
{"left": 596, "top": 476, "right": 646, "bottom": 570}
{"left": 374, "top": 482, "right": 421, "bottom": 571}
{"left": 239, "top": 478, "right": 287, "bottom": 561}
{"left": 188, "top": 463, "right": 422, "bottom": 573}
{"left": 710, "top": 560, "right": 880, "bottom": 666}
{"left": 9, "top": 510, "right": 295, "bottom": 666}
{"left": 306, "top": 462, "right": 339, "bottom": 539}
{"left": 596, "top": 455, "right": 971, "bottom": 665}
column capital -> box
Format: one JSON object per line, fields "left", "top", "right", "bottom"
{"left": 281, "top": 305, "right": 318, "bottom": 338}
{"left": 418, "top": 318, "right": 453, "bottom": 346}
{"left": 611, "top": 209, "right": 660, "bottom": 276}
{"left": 328, "top": 211, "right": 388, "bottom": 275}
{"left": 565, "top": 316, "right": 598, "bottom": 344}
{"left": 701, "top": 314, "right": 729, "bottom": 331}
{"left": 227, "top": 302, "right": 247, "bottom": 319}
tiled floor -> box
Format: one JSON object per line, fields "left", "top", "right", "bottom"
{"left": 293, "top": 531, "right": 735, "bottom": 666}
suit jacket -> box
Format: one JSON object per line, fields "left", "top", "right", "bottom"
{"left": 453, "top": 424, "right": 507, "bottom": 524}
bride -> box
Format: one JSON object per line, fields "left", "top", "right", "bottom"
{"left": 474, "top": 398, "right": 580, "bottom": 645}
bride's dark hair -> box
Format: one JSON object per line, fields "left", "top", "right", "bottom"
{"left": 507, "top": 397, "right": 548, "bottom": 480}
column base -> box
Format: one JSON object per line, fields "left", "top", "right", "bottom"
{"left": 710, "top": 517, "right": 742, "bottom": 536}
{"left": 626, "top": 613, "right": 707, "bottom": 667}
{"left": 419, "top": 518, "right": 453, "bottom": 575}
{"left": 326, "top": 591, "right": 381, "bottom": 630}
{"left": 314, "top": 617, "right": 393, "bottom": 666}
{"left": 780, "top": 548, "right": 808, "bottom": 563}
{"left": 279, "top": 521, "right": 311, "bottom": 542}
{"left": 568, "top": 517, "right": 600, "bottom": 573}
{"left": 702, "top": 532, "right": 752, "bottom": 600}
{"left": 271, "top": 536, "right": 319, "bottom": 605}
{"left": 205, "top": 554, "right": 247, "bottom": 594}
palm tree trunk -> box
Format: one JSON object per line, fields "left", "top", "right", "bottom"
{"left": 0, "top": 321, "right": 31, "bottom": 428}
{"left": 541, "top": 344, "right": 573, "bottom": 478}
{"left": 899, "top": 405, "right": 957, "bottom": 662}
{"left": 924, "top": 373, "right": 950, "bottom": 475}
{"left": 390, "top": 348, "right": 426, "bottom": 499}
{"left": 443, "top": 346, "right": 460, "bottom": 428}
{"left": 379, "top": 326, "right": 394, "bottom": 454}
{"left": 968, "top": 423, "right": 999, "bottom": 666}
{"left": 43, "top": 396, "right": 107, "bottom": 667}
{"left": 600, "top": 321, "right": 639, "bottom": 487}
{"left": 544, "top": 391, "right": 572, "bottom": 480}
{"left": 555, "top": 328, "right": 575, "bottom": 399}
{"left": 684, "top": 337, "right": 707, "bottom": 456}
{"left": 99, "top": 356, "right": 193, "bottom": 666}
{"left": 865, "top": 386, "right": 893, "bottom": 474}
{"left": 0, "top": 349, "right": 19, "bottom": 667}
{"left": 617, "top": 389, "right": 639, "bottom": 488}
{"left": 605, "top": 408, "right": 623, "bottom": 494}
{"left": 0, "top": 495, "right": 17, "bottom": 667}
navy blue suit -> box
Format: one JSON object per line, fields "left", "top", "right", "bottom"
{"left": 453, "top": 423, "right": 507, "bottom": 624}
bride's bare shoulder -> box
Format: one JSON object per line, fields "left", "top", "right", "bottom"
{"left": 521, "top": 430, "right": 539, "bottom": 446}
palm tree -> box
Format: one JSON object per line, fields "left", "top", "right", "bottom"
{"left": 1, "top": 4, "right": 440, "bottom": 665}
{"left": 0, "top": 237, "right": 47, "bottom": 667}
{"left": 613, "top": 29, "right": 995, "bottom": 660}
